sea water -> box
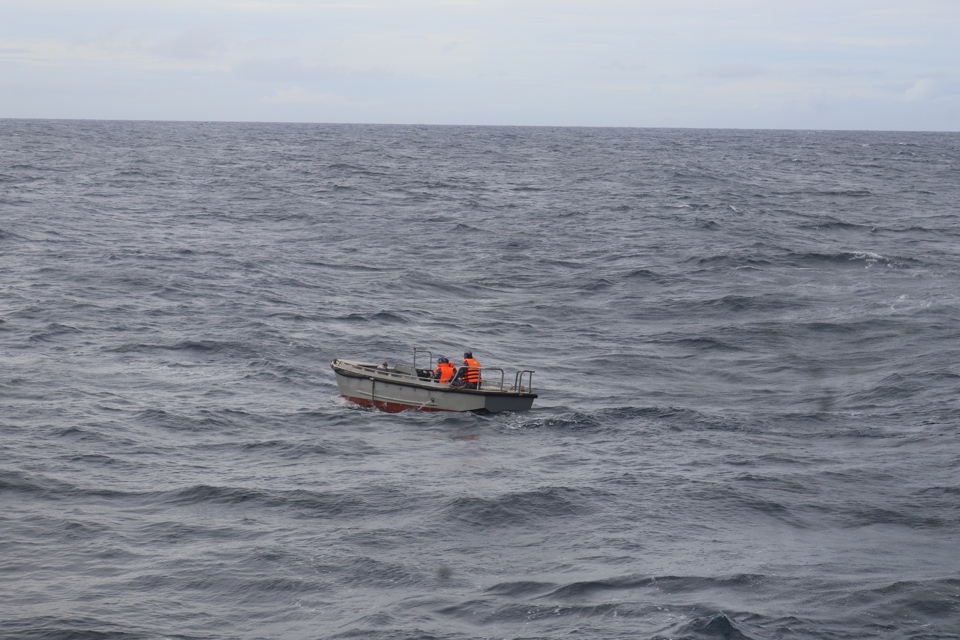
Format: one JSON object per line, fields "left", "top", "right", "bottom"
{"left": 2, "top": 120, "right": 959, "bottom": 639}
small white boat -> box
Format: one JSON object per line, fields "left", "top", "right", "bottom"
{"left": 331, "top": 350, "right": 537, "bottom": 413}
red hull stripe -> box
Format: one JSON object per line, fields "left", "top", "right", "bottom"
{"left": 342, "top": 395, "right": 457, "bottom": 413}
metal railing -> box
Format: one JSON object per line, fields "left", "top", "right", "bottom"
{"left": 343, "top": 358, "right": 534, "bottom": 394}
{"left": 513, "top": 370, "right": 535, "bottom": 393}
{"left": 478, "top": 368, "right": 505, "bottom": 391}
{"left": 412, "top": 348, "right": 433, "bottom": 371}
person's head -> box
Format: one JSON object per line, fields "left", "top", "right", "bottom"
{"left": 464, "top": 350, "right": 473, "bottom": 359}
{"left": 438, "top": 356, "right": 448, "bottom": 364}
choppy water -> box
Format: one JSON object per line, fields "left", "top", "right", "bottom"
{"left": 2, "top": 119, "right": 959, "bottom": 639}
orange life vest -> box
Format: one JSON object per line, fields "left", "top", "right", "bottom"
{"left": 462, "top": 357, "right": 481, "bottom": 384}
{"left": 435, "top": 361, "right": 456, "bottom": 384}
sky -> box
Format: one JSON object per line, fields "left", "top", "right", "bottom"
{"left": 1, "top": 0, "right": 958, "bottom": 130}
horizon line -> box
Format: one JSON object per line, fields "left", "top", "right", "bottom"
{"left": 2, "top": 116, "right": 958, "bottom": 135}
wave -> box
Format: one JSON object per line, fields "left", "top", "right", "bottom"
{"left": 686, "top": 249, "right": 924, "bottom": 272}
{"left": 0, "top": 226, "right": 26, "bottom": 241}
{"left": 0, "top": 469, "right": 129, "bottom": 501}
{"left": 844, "top": 371, "right": 960, "bottom": 408}
{"left": 509, "top": 406, "right": 745, "bottom": 434}
{"left": 113, "top": 169, "right": 149, "bottom": 178}
{"left": 478, "top": 571, "right": 960, "bottom": 638}
{"left": 342, "top": 573, "right": 960, "bottom": 637}
{"left": 786, "top": 250, "right": 919, "bottom": 269}
{"left": 670, "top": 613, "right": 754, "bottom": 640}
{"left": 302, "top": 260, "right": 392, "bottom": 272}
{"left": 106, "top": 339, "right": 262, "bottom": 359}
{"left": 504, "top": 410, "right": 604, "bottom": 431}
{"left": 472, "top": 576, "right": 765, "bottom": 636}
{"left": 650, "top": 334, "right": 744, "bottom": 351}
{"left": 0, "top": 616, "right": 146, "bottom": 640}
{"left": 7, "top": 467, "right": 429, "bottom": 519}
{"left": 0, "top": 469, "right": 61, "bottom": 495}
{"left": 689, "top": 254, "right": 773, "bottom": 268}
{"left": 443, "top": 486, "right": 606, "bottom": 528}
{"left": 326, "top": 162, "right": 379, "bottom": 174}
{"left": 581, "top": 277, "right": 614, "bottom": 291}
{"left": 163, "top": 484, "right": 417, "bottom": 519}
{"left": 206, "top": 437, "right": 368, "bottom": 459}
{"left": 796, "top": 220, "right": 870, "bottom": 231}
{"left": 338, "top": 311, "right": 409, "bottom": 323}
{"left": 28, "top": 322, "right": 81, "bottom": 342}
{"left": 697, "top": 294, "right": 806, "bottom": 313}
{"left": 623, "top": 268, "right": 674, "bottom": 284}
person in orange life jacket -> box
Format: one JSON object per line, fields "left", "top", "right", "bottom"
{"left": 454, "top": 350, "right": 481, "bottom": 389}
{"left": 433, "top": 356, "right": 456, "bottom": 384}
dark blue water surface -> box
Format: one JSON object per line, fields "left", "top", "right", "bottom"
{"left": 2, "top": 120, "right": 959, "bottom": 639}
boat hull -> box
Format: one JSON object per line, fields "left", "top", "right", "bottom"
{"left": 332, "top": 359, "right": 537, "bottom": 413}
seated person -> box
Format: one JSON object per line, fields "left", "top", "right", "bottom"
{"left": 433, "top": 356, "right": 456, "bottom": 384}
{"left": 451, "top": 350, "right": 482, "bottom": 389}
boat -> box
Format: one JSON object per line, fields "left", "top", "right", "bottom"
{"left": 331, "top": 349, "right": 537, "bottom": 413}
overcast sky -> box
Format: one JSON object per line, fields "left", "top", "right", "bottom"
{"left": 2, "top": 0, "right": 958, "bottom": 130}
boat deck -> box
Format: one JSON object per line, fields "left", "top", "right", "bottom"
{"left": 331, "top": 357, "right": 537, "bottom": 413}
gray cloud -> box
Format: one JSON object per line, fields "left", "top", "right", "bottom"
{"left": 806, "top": 66, "right": 882, "bottom": 78}
{"left": 698, "top": 63, "right": 768, "bottom": 79}
{"left": 2, "top": 0, "right": 958, "bottom": 129}
{"left": 149, "top": 28, "right": 224, "bottom": 60}
{"left": 233, "top": 58, "right": 390, "bottom": 83}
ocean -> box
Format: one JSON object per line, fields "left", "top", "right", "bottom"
{"left": 1, "top": 119, "right": 958, "bottom": 639}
